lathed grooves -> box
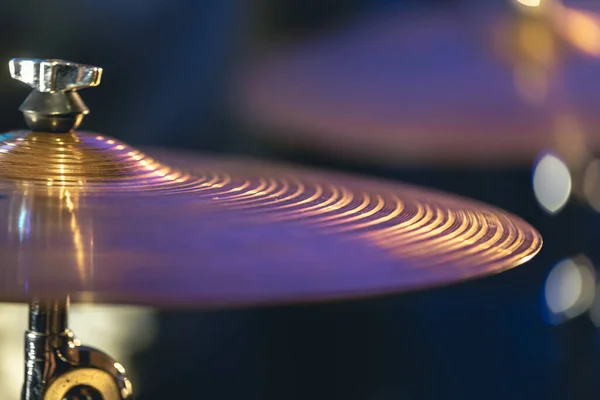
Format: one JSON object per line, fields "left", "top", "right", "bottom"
{"left": 0, "top": 132, "right": 542, "bottom": 306}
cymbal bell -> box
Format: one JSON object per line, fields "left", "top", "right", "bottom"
{"left": 0, "top": 58, "right": 542, "bottom": 309}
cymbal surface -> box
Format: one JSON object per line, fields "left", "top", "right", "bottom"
{"left": 0, "top": 132, "right": 541, "bottom": 308}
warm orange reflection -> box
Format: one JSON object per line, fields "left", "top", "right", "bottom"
{"left": 6, "top": 186, "right": 94, "bottom": 286}
{"left": 494, "top": 5, "right": 558, "bottom": 106}
{"left": 0, "top": 131, "right": 192, "bottom": 192}
{"left": 561, "top": 8, "right": 600, "bottom": 57}
{"left": 61, "top": 189, "right": 89, "bottom": 283}
{"left": 517, "top": 18, "right": 556, "bottom": 65}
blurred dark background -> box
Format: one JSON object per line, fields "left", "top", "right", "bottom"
{"left": 1, "top": 0, "right": 600, "bottom": 398}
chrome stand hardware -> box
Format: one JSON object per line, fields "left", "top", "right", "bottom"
{"left": 21, "top": 296, "right": 133, "bottom": 400}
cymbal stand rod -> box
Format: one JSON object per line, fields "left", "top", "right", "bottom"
{"left": 22, "top": 296, "right": 71, "bottom": 400}
{"left": 28, "top": 296, "right": 70, "bottom": 337}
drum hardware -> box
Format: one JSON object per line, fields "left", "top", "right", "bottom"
{"left": 22, "top": 296, "right": 132, "bottom": 400}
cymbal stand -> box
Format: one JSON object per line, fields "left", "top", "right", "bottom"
{"left": 21, "top": 296, "right": 133, "bottom": 400}
{"left": 5, "top": 59, "right": 133, "bottom": 399}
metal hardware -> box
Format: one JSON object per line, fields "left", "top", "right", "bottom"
{"left": 21, "top": 296, "right": 133, "bottom": 400}
{"left": 9, "top": 59, "right": 103, "bottom": 133}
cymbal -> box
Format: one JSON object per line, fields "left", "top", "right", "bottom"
{"left": 0, "top": 133, "right": 541, "bottom": 308}
{"left": 237, "top": 8, "right": 600, "bottom": 167}
{"left": 0, "top": 58, "right": 542, "bottom": 309}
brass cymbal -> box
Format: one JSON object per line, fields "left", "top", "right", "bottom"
{"left": 0, "top": 58, "right": 542, "bottom": 309}
{"left": 0, "top": 132, "right": 541, "bottom": 308}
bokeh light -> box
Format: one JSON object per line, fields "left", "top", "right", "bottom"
{"left": 544, "top": 256, "right": 596, "bottom": 325}
{"left": 583, "top": 158, "right": 600, "bottom": 211}
{"left": 533, "top": 153, "right": 572, "bottom": 214}
{"left": 515, "top": 0, "right": 542, "bottom": 7}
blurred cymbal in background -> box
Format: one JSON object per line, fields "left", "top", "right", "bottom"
{"left": 237, "top": 2, "right": 600, "bottom": 168}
